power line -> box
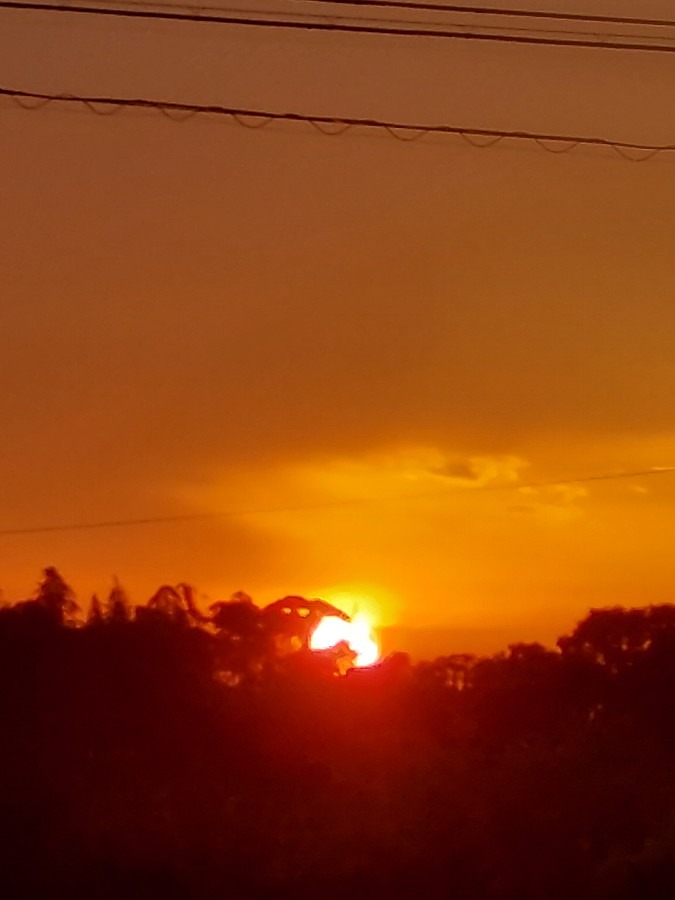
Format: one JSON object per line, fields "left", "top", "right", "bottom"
{"left": 1, "top": 467, "right": 673, "bottom": 536}
{"left": 289, "top": 0, "right": 675, "bottom": 31}
{"left": 2, "top": 86, "right": 674, "bottom": 161}
{"left": 31, "top": 0, "right": 675, "bottom": 32}
{"left": 15, "top": 0, "right": 675, "bottom": 43}
{"left": 4, "top": 0, "right": 675, "bottom": 53}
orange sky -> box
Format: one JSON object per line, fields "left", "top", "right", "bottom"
{"left": 2, "top": 2, "right": 675, "bottom": 656}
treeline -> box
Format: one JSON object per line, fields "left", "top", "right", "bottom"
{"left": 1, "top": 569, "right": 675, "bottom": 899}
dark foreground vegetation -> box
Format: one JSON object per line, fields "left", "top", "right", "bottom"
{"left": 1, "top": 569, "right": 675, "bottom": 899}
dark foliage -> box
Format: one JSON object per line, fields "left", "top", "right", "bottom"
{"left": 1, "top": 569, "right": 674, "bottom": 899}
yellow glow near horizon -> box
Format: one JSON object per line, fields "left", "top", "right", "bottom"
{"left": 315, "top": 586, "right": 396, "bottom": 627}
{"left": 310, "top": 614, "right": 380, "bottom": 667}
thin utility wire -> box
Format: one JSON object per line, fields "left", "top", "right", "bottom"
{"left": 4, "top": 0, "right": 675, "bottom": 53}
{"left": 289, "top": 0, "right": 675, "bottom": 31}
{"left": 1, "top": 468, "right": 673, "bottom": 536}
{"left": 22, "top": 0, "right": 675, "bottom": 43}
{"left": 2, "top": 87, "right": 674, "bottom": 162}
{"left": 13, "top": 0, "right": 675, "bottom": 31}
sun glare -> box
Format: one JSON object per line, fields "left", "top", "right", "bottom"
{"left": 310, "top": 614, "right": 380, "bottom": 668}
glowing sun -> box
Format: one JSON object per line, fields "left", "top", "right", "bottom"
{"left": 310, "top": 614, "right": 380, "bottom": 668}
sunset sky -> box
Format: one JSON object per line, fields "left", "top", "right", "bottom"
{"left": 2, "top": 1, "right": 675, "bottom": 655}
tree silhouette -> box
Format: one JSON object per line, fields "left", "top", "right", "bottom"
{"left": 0, "top": 571, "right": 674, "bottom": 899}
{"left": 37, "top": 566, "right": 79, "bottom": 624}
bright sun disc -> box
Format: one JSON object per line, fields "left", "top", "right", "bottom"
{"left": 309, "top": 614, "right": 379, "bottom": 668}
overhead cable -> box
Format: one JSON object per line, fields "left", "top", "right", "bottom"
{"left": 10, "top": 0, "right": 675, "bottom": 43}
{"left": 2, "top": 86, "right": 674, "bottom": 162}
{"left": 4, "top": 0, "right": 675, "bottom": 53}
{"left": 288, "top": 0, "right": 675, "bottom": 31}
{"left": 1, "top": 468, "right": 673, "bottom": 536}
